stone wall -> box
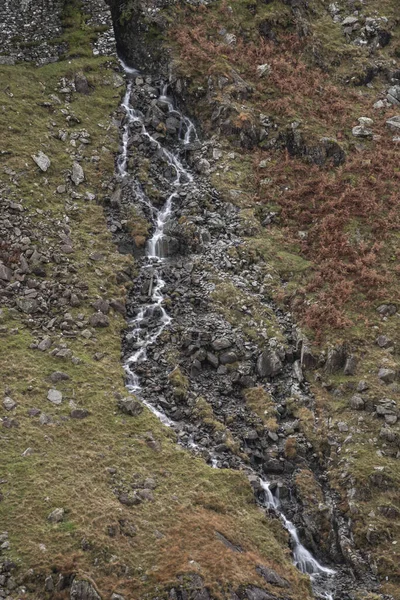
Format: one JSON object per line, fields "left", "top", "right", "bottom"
{"left": 0, "top": 0, "right": 65, "bottom": 65}
{"left": 0, "top": 0, "right": 115, "bottom": 65}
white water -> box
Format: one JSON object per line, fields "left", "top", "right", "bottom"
{"left": 118, "top": 60, "right": 336, "bottom": 598}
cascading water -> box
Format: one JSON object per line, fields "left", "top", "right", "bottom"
{"left": 117, "top": 60, "right": 336, "bottom": 599}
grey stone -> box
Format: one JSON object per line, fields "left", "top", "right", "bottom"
{"left": 387, "top": 86, "right": 400, "bottom": 105}
{"left": 349, "top": 395, "right": 365, "bottom": 410}
{"left": 300, "top": 343, "right": 317, "bottom": 370}
{"left": 16, "top": 297, "right": 38, "bottom": 313}
{"left": 342, "top": 16, "right": 359, "bottom": 26}
{"left": 357, "top": 380, "right": 369, "bottom": 392}
{"left": 75, "top": 72, "right": 90, "bottom": 95}
{"left": 38, "top": 337, "right": 52, "bottom": 352}
{"left": 47, "top": 508, "right": 65, "bottom": 523}
{"left": 0, "top": 264, "right": 12, "bottom": 282}
{"left": 376, "top": 335, "right": 392, "bottom": 348}
{"left": 50, "top": 371, "right": 70, "bottom": 383}
{"left": 70, "top": 579, "right": 101, "bottom": 600}
{"left": 47, "top": 389, "right": 63, "bottom": 405}
{"left": 386, "top": 116, "right": 400, "bottom": 132}
{"left": 3, "top": 397, "right": 16, "bottom": 411}
{"left": 89, "top": 312, "right": 109, "bottom": 327}
{"left": 70, "top": 409, "right": 89, "bottom": 419}
{"left": 117, "top": 396, "right": 143, "bottom": 417}
{"left": 377, "top": 303, "right": 397, "bottom": 316}
{"left": 32, "top": 151, "right": 51, "bottom": 172}
{"left": 344, "top": 355, "right": 357, "bottom": 375}
{"left": 211, "top": 338, "right": 231, "bottom": 351}
{"left": 325, "top": 344, "right": 347, "bottom": 374}
{"left": 378, "top": 368, "right": 396, "bottom": 383}
{"left": 219, "top": 351, "right": 238, "bottom": 365}
{"left": 71, "top": 162, "right": 85, "bottom": 185}
{"left": 256, "top": 350, "right": 283, "bottom": 378}
{"left": 352, "top": 125, "right": 373, "bottom": 137}
{"left": 256, "top": 565, "right": 288, "bottom": 587}
{"left": 45, "top": 576, "right": 55, "bottom": 592}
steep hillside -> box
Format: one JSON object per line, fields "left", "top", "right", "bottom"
{"left": 0, "top": 0, "right": 399, "bottom": 600}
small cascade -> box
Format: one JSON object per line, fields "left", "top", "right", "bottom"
{"left": 117, "top": 59, "right": 337, "bottom": 600}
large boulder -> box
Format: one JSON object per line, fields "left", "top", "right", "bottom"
{"left": 256, "top": 350, "right": 283, "bottom": 378}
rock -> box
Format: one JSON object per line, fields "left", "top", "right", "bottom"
{"left": 257, "top": 64, "right": 271, "bottom": 78}
{"left": 47, "top": 508, "right": 65, "bottom": 523}
{"left": 38, "top": 337, "right": 52, "bottom": 352}
{"left": 3, "top": 397, "right": 16, "bottom": 411}
{"left": 44, "top": 575, "right": 55, "bottom": 592}
{"left": 110, "top": 299, "right": 126, "bottom": 315}
{"left": 118, "top": 492, "right": 141, "bottom": 506}
{"left": 211, "top": 338, "right": 231, "bottom": 351}
{"left": 357, "top": 380, "right": 369, "bottom": 392}
{"left": 256, "top": 565, "right": 288, "bottom": 587}
{"left": 206, "top": 352, "right": 219, "bottom": 368}
{"left": 93, "top": 299, "right": 109, "bottom": 314}
{"left": 89, "top": 313, "right": 109, "bottom": 327}
{"left": 219, "top": 351, "right": 238, "bottom": 365}
{"left": 111, "top": 595, "right": 125, "bottom": 600}
{"left": 337, "top": 421, "right": 349, "bottom": 432}
{"left": 377, "top": 303, "right": 397, "bottom": 316}
{"left": 39, "top": 413, "right": 54, "bottom": 425}
{"left": 344, "top": 355, "right": 357, "bottom": 376}
{"left": 50, "top": 371, "right": 70, "bottom": 383}
{"left": 0, "top": 263, "right": 13, "bottom": 282}
{"left": 378, "top": 368, "right": 396, "bottom": 383}
{"left": 358, "top": 117, "right": 374, "bottom": 127}
{"left": 256, "top": 350, "right": 283, "bottom": 378}
{"left": 352, "top": 125, "right": 373, "bottom": 137}
{"left": 349, "top": 395, "right": 365, "bottom": 410}
{"left": 386, "top": 116, "right": 400, "bottom": 133}
{"left": 325, "top": 344, "right": 347, "bottom": 374}
{"left": 300, "top": 343, "right": 317, "bottom": 370}
{"left": 16, "top": 297, "right": 38, "bottom": 314}
{"left": 387, "top": 86, "right": 400, "bottom": 105}
{"left": 71, "top": 162, "right": 85, "bottom": 185}
{"left": 75, "top": 72, "right": 90, "bottom": 95}
{"left": 293, "top": 360, "right": 304, "bottom": 382}
{"left": 70, "top": 579, "right": 101, "bottom": 600}
{"left": 70, "top": 409, "right": 89, "bottom": 419}
{"left": 47, "top": 389, "right": 63, "bottom": 405}
{"left": 32, "top": 151, "right": 51, "bottom": 172}
{"left": 117, "top": 396, "right": 143, "bottom": 417}
{"left": 376, "top": 335, "right": 392, "bottom": 348}
{"left": 342, "top": 16, "right": 359, "bottom": 26}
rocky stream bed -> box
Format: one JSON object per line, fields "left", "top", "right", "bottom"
{"left": 105, "top": 57, "right": 391, "bottom": 600}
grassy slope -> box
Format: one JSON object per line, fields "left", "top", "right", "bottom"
{"left": 0, "top": 3, "right": 312, "bottom": 599}
{"left": 162, "top": 0, "right": 400, "bottom": 596}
